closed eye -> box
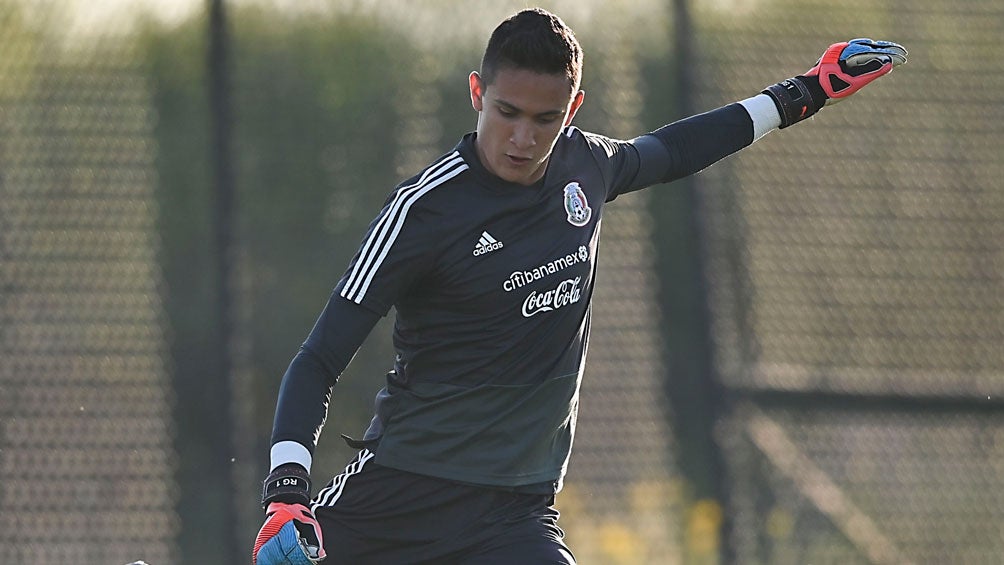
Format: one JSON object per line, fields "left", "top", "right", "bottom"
{"left": 495, "top": 102, "right": 563, "bottom": 124}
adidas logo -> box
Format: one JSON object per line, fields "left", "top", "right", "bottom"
{"left": 473, "top": 231, "right": 504, "bottom": 256}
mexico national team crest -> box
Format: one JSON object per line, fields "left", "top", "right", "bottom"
{"left": 563, "top": 182, "right": 592, "bottom": 227}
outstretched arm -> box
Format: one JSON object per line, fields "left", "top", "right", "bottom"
{"left": 626, "top": 39, "right": 907, "bottom": 189}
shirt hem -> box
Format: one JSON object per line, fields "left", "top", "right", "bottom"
{"left": 372, "top": 451, "right": 561, "bottom": 492}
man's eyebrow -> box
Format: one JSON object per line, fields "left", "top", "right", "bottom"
{"left": 494, "top": 98, "right": 567, "bottom": 117}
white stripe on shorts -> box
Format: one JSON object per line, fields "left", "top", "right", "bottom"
{"left": 311, "top": 449, "right": 376, "bottom": 511}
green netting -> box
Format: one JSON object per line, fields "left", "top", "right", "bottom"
{"left": 0, "top": 3, "right": 176, "bottom": 564}
{"left": 694, "top": 1, "right": 1004, "bottom": 562}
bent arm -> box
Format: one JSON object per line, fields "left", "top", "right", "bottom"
{"left": 269, "top": 293, "right": 382, "bottom": 473}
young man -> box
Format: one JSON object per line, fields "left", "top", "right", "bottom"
{"left": 253, "top": 8, "right": 906, "bottom": 565}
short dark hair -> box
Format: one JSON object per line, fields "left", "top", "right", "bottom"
{"left": 480, "top": 8, "right": 583, "bottom": 92}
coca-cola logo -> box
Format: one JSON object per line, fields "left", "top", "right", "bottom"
{"left": 521, "top": 277, "right": 582, "bottom": 318}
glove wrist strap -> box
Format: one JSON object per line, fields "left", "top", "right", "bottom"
{"left": 262, "top": 463, "right": 311, "bottom": 508}
{"left": 762, "top": 75, "right": 826, "bottom": 128}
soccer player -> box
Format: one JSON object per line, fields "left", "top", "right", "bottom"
{"left": 253, "top": 8, "right": 905, "bottom": 565}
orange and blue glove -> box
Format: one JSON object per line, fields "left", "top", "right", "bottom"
{"left": 253, "top": 502, "right": 326, "bottom": 565}
{"left": 764, "top": 38, "right": 908, "bottom": 128}
{"left": 253, "top": 463, "right": 326, "bottom": 565}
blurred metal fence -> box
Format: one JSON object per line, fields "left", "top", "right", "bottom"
{"left": 0, "top": 2, "right": 177, "bottom": 564}
{"left": 691, "top": 0, "right": 1004, "bottom": 563}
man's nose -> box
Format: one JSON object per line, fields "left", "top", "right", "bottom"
{"left": 510, "top": 121, "right": 536, "bottom": 149}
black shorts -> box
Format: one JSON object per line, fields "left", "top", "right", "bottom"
{"left": 311, "top": 449, "right": 576, "bottom": 565}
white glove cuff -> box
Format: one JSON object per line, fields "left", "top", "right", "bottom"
{"left": 739, "top": 93, "right": 782, "bottom": 141}
{"left": 270, "top": 440, "right": 313, "bottom": 473}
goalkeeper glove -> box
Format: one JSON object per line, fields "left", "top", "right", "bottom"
{"left": 764, "top": 38, "right": 907, "bottom": 128}
{"left": 253, "top": 463, "right": 326, "bottom": 565}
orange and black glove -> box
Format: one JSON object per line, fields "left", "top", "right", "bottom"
{"left": 252, "top": 463, "right": 326, "bottom": 565}
{"left": 764, "top": 38, "right": 908, "bottom": 128}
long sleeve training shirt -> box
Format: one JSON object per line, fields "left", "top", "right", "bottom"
{"left": 269, "top": 95, "right": 781, "bottom": 491}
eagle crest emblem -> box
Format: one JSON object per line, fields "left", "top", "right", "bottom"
{"left": 563, "top": 182, "right": 591, "bottom": 227}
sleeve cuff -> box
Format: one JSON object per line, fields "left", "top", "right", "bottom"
{"left": 270, "top": 440, "right": 313, "bottom": 473}
{"left": 739, "top": 93, "right": 782, "bottom": 141}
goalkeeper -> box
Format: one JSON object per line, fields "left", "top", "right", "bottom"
{"left": 253, "top": 7, "right": 906, "bottom": 565}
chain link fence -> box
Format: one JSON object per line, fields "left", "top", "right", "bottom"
{"left": 0, "top": 2, "right": 176, "bottom": 564}
{"left": 692, "top": 0, "right": 1004, "bottom": 563}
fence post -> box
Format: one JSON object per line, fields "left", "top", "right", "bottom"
{"left": 208, "top": 0, "right": 240, "bottom": 560}
{"left": 171, "top": 0, "right": 240, "bottom": 562}
{"left": 650, "top": 0, "right": 733, "bottom": 562}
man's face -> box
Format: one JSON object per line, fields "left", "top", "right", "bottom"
{"left": 469, "top": 68, "right": 584, "bottom": 186}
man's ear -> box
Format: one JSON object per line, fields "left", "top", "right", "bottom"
{"left": 565, "top": 90, "right": 585, "bottom": 126}
{"left": 469, "top": 71, "right": 485, "bottom": 112}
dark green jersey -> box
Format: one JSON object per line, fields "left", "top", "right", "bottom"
{"left": 272, "top": 103, "right": 757, "bottom": 491}
{"left": 338, "top": 127, "right": 635, "bottom": 488}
